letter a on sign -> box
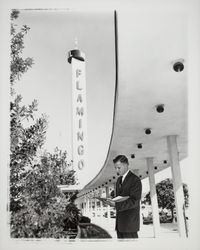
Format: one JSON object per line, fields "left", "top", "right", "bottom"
{"left": 77, "top": 94, "right": 83, "bottom": 103}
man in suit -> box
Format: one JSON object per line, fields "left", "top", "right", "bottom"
{"left": 112, "top": 155, "right": 142, "bottom": 239}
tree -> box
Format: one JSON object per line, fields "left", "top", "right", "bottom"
{"left": 10, "top": 95, "right": 48, "bottom": 212}
{"left": 10, "top": 148, "right": 78, "bottom": 238}
{"left": 144, "top": 178, "right": 189, "bottom": 220}
{"left": 10, "top": 9, "right": 33, "bottom": 95}
{"left": 10, "top": 10, "right": 78, "bottom": 238}
{"left": 10, "top": 8, "right": 49, "bottom": 213}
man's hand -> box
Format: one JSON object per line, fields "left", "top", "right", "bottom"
{"left": 102, "top": 199, "right": 115, "bottom": 207}
{"left": 94, "top": 197, "right": 115, "bottom": 207}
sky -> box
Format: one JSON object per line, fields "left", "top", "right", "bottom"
{"left": 14, "top": 9, "right": 116, "bottom": 185}
{"left": 14, "top": 9, "right": 190, "bottom": 193}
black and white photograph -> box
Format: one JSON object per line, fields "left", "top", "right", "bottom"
{"left": 0, "top": 0, "right": 200, "bottom": 249}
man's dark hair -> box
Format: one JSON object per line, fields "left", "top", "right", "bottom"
{"left": 113, "top": 155, "right": 129, "bottom": 164}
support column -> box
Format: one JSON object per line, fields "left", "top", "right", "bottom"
{"left": 86, "top": 196, "right": 90, "bottom": 217}
{"left": 80, "top": 198, "right": 84, "bottom": 215}
{"left": 105, "top": 186, "right": 110, "bottom": 197}
{"left": 105, "top": 186, "right": 111, "bottom": 220}
{"left": 95, "top": 196, "right": 98, "bottom": 218}
{"left": 91, "top": 191, "right": 95, "bottom": 218}
{"left": 147, "top": 157, "right": 160, "bottom": 237}
{"left": 92, "top": 193, "right": 95, "bottom": 218}
{"left": 85, "top": 197, "right": 88, "bottom": 216}
{"left": 110, "top": 184, "right": 115, "bottom": 198}
{"left": 88, "top": 195, "right": 91, "bottom": 217}
{"left": 83, "top": 196, "right": 86, "bottom": 216}
{"left": 81, "top": 198, "right": 84, "bottom": 216}
{"left": 167, "top": 135, "right": 186, "bottom": 237}
{"left": 99, "top": 188, "right": 104, "bottom": 220}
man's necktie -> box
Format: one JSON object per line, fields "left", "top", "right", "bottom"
{"left": 119, "top": 176, "right": 123, "bottom": 186}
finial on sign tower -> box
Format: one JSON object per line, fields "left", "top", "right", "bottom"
{"left": 74, "top": 38, "right": 78, "bottom": 49}
{"left": 68, "top": 38, "right": 85, "bottom": 64}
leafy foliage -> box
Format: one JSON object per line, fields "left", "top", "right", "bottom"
{"left": 10, "top": 10, "right": 78, "bottom": 238}
{"left": 40, "top": 149, "right": 76, "bottom": 186}
{"left": 144, "top": 178, "right": 189, "bottom": 218}
{"left": 10, "top": 8, "right": 46, "bottom": 214}
{"left": 10, "top": 9, "right": 33, "bottom": 92}
{"left": 10, "top": 95, "right": 48, "bottom": 212}
{"left": 11, "top": 196, "right": 68, "bottom": 238}
{"left": 10, "top": 147, "right": 78, "bottom": 238}
{"left": 63, "top": 203, "right": 81, "bottom": 231}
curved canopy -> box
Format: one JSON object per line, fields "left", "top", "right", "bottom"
{"left": 80, "top": 9, "right": 187, "bottom": 195}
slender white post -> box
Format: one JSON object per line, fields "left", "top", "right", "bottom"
{"left": 147, "top": 157, "right": 160, "bottom": 237}
{"left": 85, "top": 196, "right": 87, "bottom": 216}
{"left": 88, "top": 196, "right": 91, "bottom": 216}
{"left": 105, "top": 186, "right": 111, "bottom": 220}
{"left": 105, "top": 185, "right": 109, "bottom": 197}
{"left": 167, "top": 135, "right": 186, "bottom": 237}
{"left": 81, "top": 199, "right": 84, "bottom": 215}
{"left": 80, "top": 198, "right": 83, "bottom": 215}
{"left": 99, "top": 188, "right": 104, "bottom": 220}
{"left": 86, "top": 196, "right": 90, "bottom": 217}
{"left": 95, "top": 196, "right": 99, "bottom": 218}
{"left": 84, "top": 196, "right": 86, "bottom": 216}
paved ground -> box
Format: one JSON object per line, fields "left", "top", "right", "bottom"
{"left": 90, "top": 216, "right": 179, "bottom": 239}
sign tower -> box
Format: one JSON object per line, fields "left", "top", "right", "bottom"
{"left": 68, "top": 42, "right": 88, "bottom": 188}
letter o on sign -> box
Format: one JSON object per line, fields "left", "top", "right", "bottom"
{"left": 78, "top": 160, "right": 84, "bottom": 170}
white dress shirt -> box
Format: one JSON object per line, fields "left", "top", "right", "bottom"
{"left": 121, "top": 170, "right": 130, "bottom": 184}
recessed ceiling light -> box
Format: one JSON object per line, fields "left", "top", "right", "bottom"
{"left": 155, "top": 104, "right": 165, "bottom": 113}
{"left": 145, "top": 128, "right": 152, "bottom": 135}
{"left": 172, "top": 59, "right": 184, "bottom": 72}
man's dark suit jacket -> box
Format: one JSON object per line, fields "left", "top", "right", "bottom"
{"left": 115, "top": 171, "right": 142, "bottom": 233}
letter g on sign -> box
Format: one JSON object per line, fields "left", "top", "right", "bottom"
{"left": 78, "top": 145, "right": 84, "bottom": 155}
